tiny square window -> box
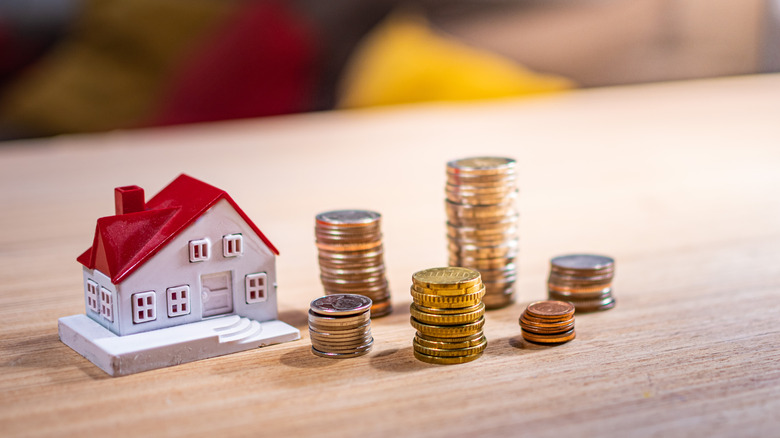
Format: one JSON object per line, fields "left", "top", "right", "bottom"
{"left": 167, "top": 285, "right": 190, "bottom": 317}
{"left": 99, "top": 287, "right": 113, "bottom": 322}
{"left": 132, "top": 291, "right": 157, "bottom": 323}
{"left": 189, "top": 238, "right": 210, "bottom": 262}
{"left": 245, "top": 273, "right": 268, "bottom": 304}
{"left": 223, "top": 234, "right": 243, "bottom": 257}
{"left": 86, "top": 279, "right": 100, "bottom": 313}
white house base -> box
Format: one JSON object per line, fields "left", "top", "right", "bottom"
{"left": 58, "top": 314, "right": 300, "bottom": 376}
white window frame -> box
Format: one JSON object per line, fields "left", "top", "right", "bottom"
{"left": 167, "top": 285, "right": 190, "bottom": 317}
{"left": 132, "top": 291, "right": 157, "bottom": 324}
{"left": 189, "top": 238, "right": 210, "bottom": 262}
{"left": 245, "top": 273, "right": 268, "bottom": 304}
{"left": 86, "top": 279, "right": 100, "bottom": 313}
{"left": 99, "top": 287, "right": 113, "bottom": 322}
{"left": 223, "top": 233, "right": 243, "bottom": 258}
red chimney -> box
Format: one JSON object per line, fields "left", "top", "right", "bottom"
{"left": 115, "top": 185, "right": 145, "bottom": 215}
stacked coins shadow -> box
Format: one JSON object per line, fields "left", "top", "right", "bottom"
{"left": 315, "top": 210, "right": 392, "bottom": 317}
{"left": 410, "top": 267, "right": 487, "bottom": 364}
{"left": 520, "top": 300, "right": 576, "bottom": 344}
{"left": 548, "top": 254, "right": 616, "bottom": 312}
{"left": 445, "top": 157, "right": 519, "bottom": 309}
{"left": 309, "top": 294, "right": 374, "bottom": 358}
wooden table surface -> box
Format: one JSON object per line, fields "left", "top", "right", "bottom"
{"left": 1, "top": 75, "right": 779, "bottom": 437}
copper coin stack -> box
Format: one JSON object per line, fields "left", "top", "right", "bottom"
{"left": 548, "top": 254, "right": 616, "bottom": 312}
{"left": 446, "top": 157, "right": 519, "bottom": 309}
{"left": 315, "top": 210, "right": 392, "bottom": 317}
{"left": 519, "top": 300, "right": 576, "bottom": 344}
{"left": 410, "top": 267, "right": 488, "bottom": 365}
{"left": 309, "top": 294, "right": 374, "bottom": 358}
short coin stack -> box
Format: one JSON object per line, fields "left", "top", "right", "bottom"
{"left": 446, "top": 157, "right": 519, "bottom": 309}
{"left": 410, "top": 267, "right": 487, "bottom": 364}
{"left": 548, "top": 254, "right": 616, "bottom": 312}
{"left": 519, "top": 300, "right": 576, "bottom": 344}
{"left": 309, "top": 294, "right": 374, "bottom": 358}
{"left": 315, "top": 210, "right": 392, "bottom": 317}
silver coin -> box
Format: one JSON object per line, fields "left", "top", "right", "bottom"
{"left": 310, "top": 294, "right": 372, "bottom": 316}
{"left": 316, "top": 210, "right": 381, "bottom": 225}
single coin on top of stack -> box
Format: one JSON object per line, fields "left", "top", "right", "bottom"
{"left": 446, "top": 157, "right": 519, "bottom": 309}
{"left": 519, "top": 300, "right": 576, "bottom": 344}
{"left": 548, "top": 254, "right": 616, "bottom": 312}
{"left": 309, "top": 294, "right": 373, "bottom": 358}
{"left": 410, "top": 267, "right": 487, "bottom": 365}
{"left": 315, "top": 210, "right": 392, "bottom": 317}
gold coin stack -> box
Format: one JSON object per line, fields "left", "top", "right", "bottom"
{"left": 309, "top": 294, "right": 374, "bottom": 358}
{"left": 547, "top": 254, "right": 616, "bottom": 312}
{"left": 519, "top": 300, "right": 576, "bottom": 344}
{"left": 315, "top": 210, "right": 392, "bottom": 317}
{"left": 446, "top": 157, "right": 519, "bottom": 309}
{"left": 410, "top": 267, "right": 487, "bottom": 364}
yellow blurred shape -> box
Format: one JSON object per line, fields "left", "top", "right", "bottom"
{"left": 338, "top": 14, "right": 574, "bottom": 109}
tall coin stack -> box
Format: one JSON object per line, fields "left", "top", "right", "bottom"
{"left": 547, "top": 254, "right": 616, "bottom": 312}
{"left": 446, "top": 157, "right": 519, "bottom": 309}
{"left": 315, "top": 210, "right": 392, "bottom": 317}
{"left": 309, "top": 294, "right": 374, "bottom": 358}
{"left": 520, "top": 300, "right": 576, "bottom": 344}
{"left": 410, "top": 267, "right": 487, "bottom": 365}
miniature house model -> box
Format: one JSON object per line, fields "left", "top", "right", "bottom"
{"left": 58, "top": 174, "right": 299, "bottom": 376}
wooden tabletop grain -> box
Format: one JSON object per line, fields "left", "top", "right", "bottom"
{"left": 1, "top": 75, "right": 779, "bottom": 437}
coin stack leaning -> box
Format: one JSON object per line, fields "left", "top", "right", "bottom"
{"left": 309, "top": 294, "right": 374, "bottom": 358}
{"left": 547, "top": 254, "right": 616, "bottom": 312}
{"left": 410, "top": 267, "right": 487, "bottom": 364}
{"left": 519, "top": 300, "right": 576, "bottom": 344}
{"left": 315, "top": 210, "right": 392, "bottom": 317}
{"left": 446, "top": 157, "right": 519, "bottom": 309}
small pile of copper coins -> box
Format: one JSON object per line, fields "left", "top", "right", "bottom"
{"left": 315, "top": 210, "right": 392, "bottom": 317}
{"left": 519, "top": 300, "right": 576, "bottom": 344}
{"left": 445, "top": 157, "right": 519, "bottom": 309}
{"left": 548, "top": 254, "right": 616, "bottom": 312}
{"left": 309, "top": 294, "right": 374, "bottom": 358}
{"left": 410, "top": 267, "right": 487, "bottom": 364}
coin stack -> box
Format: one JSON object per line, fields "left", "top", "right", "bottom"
{"left": 446, "top": 157, "right": 519, "bottom": 309}
{"left": 315, "top": 210, "right": 392, "bottom": 317}
{"left": 309, "top": 294, "right": 374, "bottom": 358}
{"left": 410, "top": 267, "right": 487, "bottom": 365}
{"left": 519, "top": 300, "right": 576, "bottom": 344}
{"left": 547, "top": 254, "right": 616, "bottom": 312}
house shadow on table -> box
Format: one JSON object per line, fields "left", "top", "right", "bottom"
{"left": 1, "top": 332, "right": 111, "bottom": 381}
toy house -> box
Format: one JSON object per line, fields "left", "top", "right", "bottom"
{"left": 58, "top": 174, "right": 299, "bottom": 376}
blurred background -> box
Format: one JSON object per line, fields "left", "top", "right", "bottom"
{"left": 0, "top": 0, "right": 777, "bottom": 141}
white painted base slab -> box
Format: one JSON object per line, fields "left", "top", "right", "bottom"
{"left": 58, "top": 314, "right": 300, "bottom": 376}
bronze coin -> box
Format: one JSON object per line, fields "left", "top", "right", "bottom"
{"left": 525, "top": 300, "right": 575, "bottom": 319}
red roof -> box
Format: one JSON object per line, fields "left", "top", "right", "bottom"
{"left": 77, "top": 174, "right": 279, "bottom": 284}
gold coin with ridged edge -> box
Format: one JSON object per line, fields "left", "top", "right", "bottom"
{"left": 413, "top": 350, "right": 483, "bottom": 365}
{"left": 415, "top": 333, "right": 486, "bottom": 350}
{"left": 410, "top": 302, "right": 485, "bottom": 326}
{"left": 410, "top": 286, "right": 485, "bottom": 308}
{"left": 413, "top": 337, "right": 487, "bottom": 357}
{"left": 411, "top": 281, "right": 483, "bottom": 296}
{"left": 412, "top": 267, "right": 481, "bottom": 290}
{"left": 412, "top": 302, "right": 483, "bottom": 315}
{"left": 411, "top": 316, "right": 485, "bottom": 338}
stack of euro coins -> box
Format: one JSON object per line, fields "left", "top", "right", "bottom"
{"left": 410, "top": 267, "right": 487, "bottom": 364}
{"left": 309, "top": 294, "right": 374, "bottom": 358}
{"left": 315, "top": 210, "right": 392, "bottom": 317}
{"left": 519, "top": 300, "right": 576, "bottom": 344}
{"left": 446, "top": 157, "right": 519, "bottom": 309}
{"left": 547, "top": 254, "right": 616, "bottom": 312}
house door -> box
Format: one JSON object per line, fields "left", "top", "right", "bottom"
{"left": 201, "top": 271, "right": 233, "bottom": 317}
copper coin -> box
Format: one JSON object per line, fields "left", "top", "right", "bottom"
{"left": 525, "top": 301, "right": 575, "bottom": 319}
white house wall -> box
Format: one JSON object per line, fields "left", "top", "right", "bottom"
{"left": 113, "top": 199, "right": 278, "bottom": 336}
{"left": 83, "top": 268, "right": 118, "bottom": 332}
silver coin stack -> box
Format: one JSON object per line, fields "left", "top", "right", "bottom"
{"left": 445, "top": 157, "right": 519, "bottom": 309}
{"left": 309, "top": 294, "right": 374, "bottom": 358}
{"left": 315, "top": 210, "right": 392, "bottom": 317}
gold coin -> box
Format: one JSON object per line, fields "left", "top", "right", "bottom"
{"left": 413, "top": 350, "right": 483, "bottom": 365}
{"left": 411, "top": 281, "right": 483, "bottom": 296}
{"left": 411, "top": 302, "right": 483, "bottom": 315}
{"left": 410, "top": 302, "right": 485, "bottom": 326}
{"left": 414, "top": 333, "right": 486, "bottom": 350}
{"left": 412, "top": 267, "right": 481, "bottom": 290}
{"left": 410, "top": 286, "right": 486, "bottom": 308}
{"left": 410, "top": 316, "right": 485, "bottom": 338}
{"left": 413, "top": 338, "right": 487, "bottom": 357}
